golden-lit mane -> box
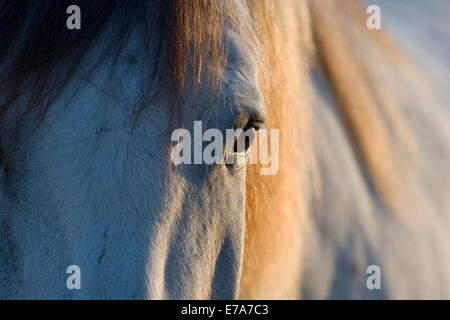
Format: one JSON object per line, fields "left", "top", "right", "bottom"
{"left": 241, "top": 0, "right": 313, "bottom": 299}
{"left": 240, "top": 0, "right": 417, "bottom": 298}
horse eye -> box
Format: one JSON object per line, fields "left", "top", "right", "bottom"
{"left": 225, "top": 127, "right": 256, "bottom": 171}
{"left": 233, "top": 127, "right": 256, "bottom": 154}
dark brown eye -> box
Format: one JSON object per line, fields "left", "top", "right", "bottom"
{"left": 226, "top": 127, "right": 257, "bottom": 171}
{"left": 232, "top": 127, "right": 256, "bottom": 154}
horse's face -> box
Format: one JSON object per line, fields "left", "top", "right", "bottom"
{"left": 0, "top": 29, "right": 263, "bottom": 299}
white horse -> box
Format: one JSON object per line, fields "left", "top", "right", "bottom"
{"left": 1, "top": 0, "right": 449, "bottom": 300}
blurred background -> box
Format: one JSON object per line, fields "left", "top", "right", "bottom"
{"left": 301, "top": 0, "right": 450, "bottom": 299}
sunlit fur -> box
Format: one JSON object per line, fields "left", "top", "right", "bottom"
{"left": 242, "top": 0, "right": 428, "bottom": 298}
{"left": 0, "top": 0, "right": 445, "bottom": 299}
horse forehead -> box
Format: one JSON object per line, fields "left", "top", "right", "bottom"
{"left": 225, "top": 29, "right": 258, "bottom": 82}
